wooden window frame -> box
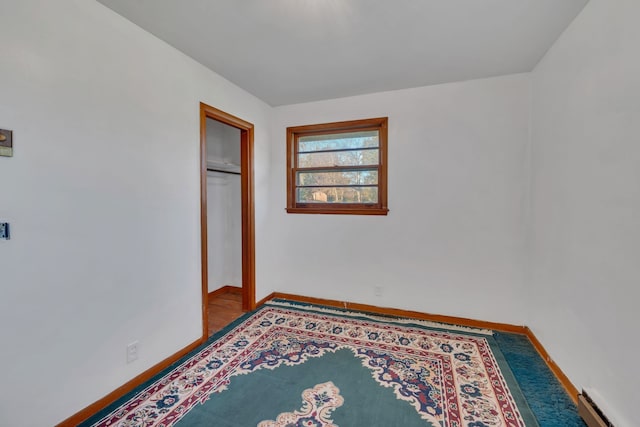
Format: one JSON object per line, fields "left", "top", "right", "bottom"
{"left": 286, "top": 117, "right": 388, "bottom": 215}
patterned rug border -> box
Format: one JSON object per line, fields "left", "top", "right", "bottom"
{"left": 264, "top": 300, "right": 538, "bottom": 425}
{"left": 264, "top": 299, "right": 541, "bottom": 427}
{"left": 80, "top": 300, "right": 540, "bottom": 427}
{"left": 266, "top": 299, "right": 495, "bottom": 336}
{"left": 78, "top": 309, "right": 261, "bottom": 427}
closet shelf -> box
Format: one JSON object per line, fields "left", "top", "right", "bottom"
{"left": 206, "top": 160, "right": 241, "bottom": 175}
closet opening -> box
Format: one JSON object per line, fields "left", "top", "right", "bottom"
{"left": 200, "top": 103, "right": 255, "bottom": 340}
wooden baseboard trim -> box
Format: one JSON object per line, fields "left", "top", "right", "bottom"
{"left": 524, "top": 326, "right": 579, "bottom": 404}
{"left": 56, "top": 337, "right": 204, "bottom": 427}
{"left": 256, "top": 292, "right": 277, "bottom": 308}
{"left": 208, "top": 285, "right": 242, "bottom": 299}
{"left": 265, "top": 292, "right": 579, "bottom": 404}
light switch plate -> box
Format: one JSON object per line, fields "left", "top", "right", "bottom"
{"left": 0, "top": 223, "right": 9, "bottom": 240}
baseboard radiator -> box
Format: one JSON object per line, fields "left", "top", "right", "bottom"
{"left": 578, "top": 391, "right": 614, "bottom": 427}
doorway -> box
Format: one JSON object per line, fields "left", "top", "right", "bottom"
{"left": 200, "top": 103, "right": 255, "bottom": 340}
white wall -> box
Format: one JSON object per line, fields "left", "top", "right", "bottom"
{"left": 528, "top": 1, "right": 640, "bottom": 425}
{"left": 206, "top": 119, "right": 242, "bottom": 292}
{"left": 4, "top": 0, "right": 635, "bottom": 425}
{"left": 0, "top": 1, "right": 271, "bottom": 425}
{"left": 266, "top": 74, "right": 531, "bottom": 325}
{"left": 206, "top": 173, "right": 242, "bottom": 291}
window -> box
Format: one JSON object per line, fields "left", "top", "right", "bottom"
{"left": 286, "top": 117, "right": 388, "bottom": 215}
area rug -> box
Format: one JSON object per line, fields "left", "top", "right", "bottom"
{"left": 84, "top": 300, "right": 539, "bottom": 427}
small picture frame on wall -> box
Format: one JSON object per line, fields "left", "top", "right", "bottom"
{"left": 0, "top": 129, "right": 13, "bottom": 157}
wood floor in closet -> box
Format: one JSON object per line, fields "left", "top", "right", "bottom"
{"left": 207, "top": 286, "right": 244, "bottom": 337}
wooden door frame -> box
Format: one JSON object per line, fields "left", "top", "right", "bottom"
{"left": 200, "top": 102, "right": 256, "bottom": 340}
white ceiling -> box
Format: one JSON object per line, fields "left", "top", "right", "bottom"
{"left": 97, "top": 0, "right": 588, "bottom": 106}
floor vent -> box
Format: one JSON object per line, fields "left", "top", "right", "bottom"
{"left": 578, "top": 391, "right": 614, "bottom": 427}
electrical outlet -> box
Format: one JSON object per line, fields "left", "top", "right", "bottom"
{"left": 127, "top": 341, "right": 139, "bottom": 363}
{"left": 374, "top": 286, "right": 383, "bottom": 297}
{"left": 0, "top": 223, "right": 9, "bottom": 240}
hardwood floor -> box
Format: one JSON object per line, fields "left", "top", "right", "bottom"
{"left": 207, "top": 286, "right": 244, "bottom": 337}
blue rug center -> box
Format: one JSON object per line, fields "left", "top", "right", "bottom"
{"left": 178, "top": 348, "right": 431, "bottom": 426}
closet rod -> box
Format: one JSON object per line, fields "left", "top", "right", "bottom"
{"left": 207, "top": 167, "right": 241, "bottom": 176}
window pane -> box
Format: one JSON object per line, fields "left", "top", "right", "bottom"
{"left": 298, "top": 149, "right": 379, "bottom": 167}
{"left": 297, "top": 186, "right": 379, "bottom": 204}
{"left": 298, "top": 131, "right": 378, "bottom": 152}
{"left": 297, "top": 170, "right": 378, "bottom": 186}
{"left": 287, "top": 117, "right": 387, "bottom": 214}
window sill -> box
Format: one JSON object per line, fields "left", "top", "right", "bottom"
{"left": 286, "top": 207, "right": 389, "bottom": 216}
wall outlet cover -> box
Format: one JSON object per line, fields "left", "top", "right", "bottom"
{"left": 126, "top": 341, "right": 139, "bottom": 363}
